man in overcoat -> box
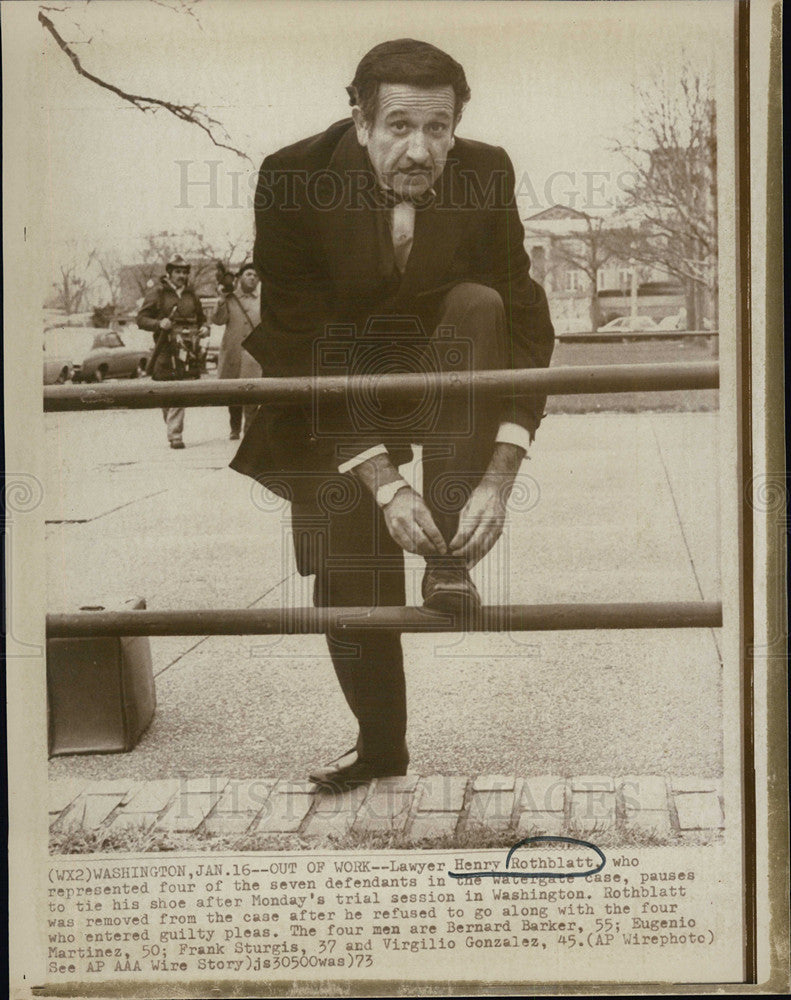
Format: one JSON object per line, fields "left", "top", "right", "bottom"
{"left": 214, "top": 262, "right": 262, "bottom": 439}
{"left": 231, "top": 39, "right": 554, "bottom": 788}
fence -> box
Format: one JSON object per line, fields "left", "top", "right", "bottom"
{"left": 43, "top": 361, "right": 720, "bottom": 638}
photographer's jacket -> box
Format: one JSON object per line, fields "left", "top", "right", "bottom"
{"left": 137, "top": 276, "right": 206, "bottom": 381}
{"left": 231, "top": 118, "right": 554, "bottom": 495}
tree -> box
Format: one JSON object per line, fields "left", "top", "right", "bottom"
{"left": 38, "top": 2, "right": 251, "bottom": 162}
{"left": 610, "top": 63, "right": 717, "bottom": 329}
{"left": 48, "top": 246, "right": 96, "bottom": 314}
{"left": 533, "top": 213, "right": 616, "bottom": 331}
{"left": 91, "top": 250, "right": 121, "bottom": 313}
{"left": 117, "top": 226, "right": 252, "bottom": 314}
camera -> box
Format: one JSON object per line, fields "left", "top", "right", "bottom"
{"left": 312, "top": 315, "right": 473, "bottom": 444}
{"left": 171, "top": 321, "right": 206, "bottom": 377}
{"left": 215, "top": 260, "right": 236, "bottom": 295}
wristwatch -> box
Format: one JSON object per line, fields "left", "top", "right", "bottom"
{"left": 375, "top": 478, "right": 409, "bottom": 508}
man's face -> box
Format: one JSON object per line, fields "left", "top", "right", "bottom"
{"left": 239, "top": 269, "right": 259, "bottom": 294}
{"left": 353, "top": 83, "right": 457, "bottom": 199}
{"left": 169, "top": 266, "right": 189, "bottom": 289}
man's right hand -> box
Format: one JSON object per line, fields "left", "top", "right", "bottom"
{"left": 349, "top": 451, "right": 446, "bottom": 556}
{"left": 158, "top": 317, "right": 172, "bottom": 331}
{"left": 382, "top": 487, "right": 446, "bottom": 557}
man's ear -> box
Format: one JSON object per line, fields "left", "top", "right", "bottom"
{"left": 351, "top": 106, "right": 370, "bottom": 147}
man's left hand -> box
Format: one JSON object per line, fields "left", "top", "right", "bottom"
{"left": 448, "top": 475, "right": 510, "bottom": 567}
{"left": 448, "top": 442, "right": 525, "bottom": 567}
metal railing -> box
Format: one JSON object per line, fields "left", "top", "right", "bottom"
{"left": 44, "top": 362, "right": 721, "bottom": 637}
{"left": 44, "top": 362, "right": 719, "bottom": 411}
{"left": 47, "top": 602, "right": 723, "bottom": 638}
{"left": 556, "top": 329, "right": 719, "bottom": 344}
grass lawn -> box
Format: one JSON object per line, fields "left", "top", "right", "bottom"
{"left": 547, "top": 337, "right": 719, "bottom": 414}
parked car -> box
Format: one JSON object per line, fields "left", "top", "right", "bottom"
{"left": 42, "top": 343, "right": 73, "bottom": 384}
{"left": 656, "top": 309, "right": 689, "bottom": 331}
{"left": 45, "top": 327, "right": 152, "bottom": 382}
{"left": 596, "top": 315, "right": 657, "bottom": 334}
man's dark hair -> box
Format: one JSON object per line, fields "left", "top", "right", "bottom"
{"left": 347, "top": 39, "right": 471, "bottom": 124}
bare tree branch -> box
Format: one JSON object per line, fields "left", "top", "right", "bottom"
{"left": 608, "top": 63, "right": 717, "bottom": 326}
{"left": 531, "top": 213, "right": 616, "bottom": 328}
{"left": 149, "top": 0, "right": 205, "bottom": 30}
{"left": 38, "top": 8, "right": 250, "bottom": 162}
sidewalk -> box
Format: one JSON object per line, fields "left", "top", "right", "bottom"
{"left": 45, "top": 409, "right": 722, "bottom": 785}
{"left": 50, "top": 773, "right": 724, "bottom": 847}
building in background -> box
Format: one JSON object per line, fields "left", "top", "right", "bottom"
{"left": 524, "top": 205, "right": 686, "bottom": 334}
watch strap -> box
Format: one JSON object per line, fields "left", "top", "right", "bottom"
{"left": 375, "top": 478, "right": 409, "bottom": 508}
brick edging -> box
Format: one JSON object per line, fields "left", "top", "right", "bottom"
{"left": 49, "top": 774, "right": 725, "bottom": 842}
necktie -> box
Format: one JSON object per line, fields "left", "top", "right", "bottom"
{"left": 374, "top": 186, "right": 435, "bottom": 273}
{"left": 392, "top": 201, "right": 416, "bottom": 272}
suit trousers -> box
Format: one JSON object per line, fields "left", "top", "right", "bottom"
{"left": 290, "top": 283, "right": 508, "bottom": 758}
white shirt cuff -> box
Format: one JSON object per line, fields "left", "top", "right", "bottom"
{"left": 337, "top": 443, "right": 389, "bottom": 474}
{"left": 496, "top": 422, "right": 531, "bottom": 453}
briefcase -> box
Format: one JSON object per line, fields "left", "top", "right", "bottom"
{"left": 47, "top": 597, "right": 156, "bottom": 757}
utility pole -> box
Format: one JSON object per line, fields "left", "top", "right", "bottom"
{"left": 630, "top": 262, "right": 639, "bottom": 326}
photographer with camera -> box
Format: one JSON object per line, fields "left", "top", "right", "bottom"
{"left": 137, "top": 254, "right": 209, "bottom": 449}
{"left": 212, "top": 261, "right": 262, "bottom": 440}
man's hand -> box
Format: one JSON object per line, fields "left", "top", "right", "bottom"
{"left": 448, "top": 476, "right": 508, "bottom": 566}
{"left": 449, "top": 442, "right": 525, "bottom": 567}
{"left": 382, "top": 487, "right": 446, "bottom": 557}
{"left": 158, "top": 317, "right": 172, "bottom": 331}
{"left": 350, "top": 451, "right": 446, "bottom": 557}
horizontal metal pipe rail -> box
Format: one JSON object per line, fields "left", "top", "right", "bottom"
{"left": 43, "top": 362, "right": 719, "bottom": 411}
{"left": 44, "top": 363, "right": 721, "bottom": 636}
{"left": 557, "top": 330, "right": 719, "bottom": 344}
{"left": 47, "top": 602, "right": 723, "bottom": 637}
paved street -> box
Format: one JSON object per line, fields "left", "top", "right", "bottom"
{"left": 45, "top": 398, "right": 721, "bottom": 784}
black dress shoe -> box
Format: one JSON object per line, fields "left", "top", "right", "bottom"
{"left": 422, "top": 557, "right": 482, "bottom": 613}
{"left": 309, "top": 747, "right": 409, "bottom": 791}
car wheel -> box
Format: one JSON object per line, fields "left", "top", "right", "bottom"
{"left": 133, "top": 358, "right": 148, "bottom": 378}
{"left": 92, "top": 366, "right": 108, "bottom": 383}
{"left": 56, "top": 367, "right": 70, "bottom": 384}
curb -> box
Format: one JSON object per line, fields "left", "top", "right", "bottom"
{"left": 49, "top": 774, "right": 725, "bottom": 846}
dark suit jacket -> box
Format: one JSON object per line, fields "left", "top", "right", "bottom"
{"left": 230, "top": 118, "right": 554, "bottom": 500}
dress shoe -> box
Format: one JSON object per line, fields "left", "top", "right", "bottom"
{"left": 309, "top": 746, "right": 409, "bottom": 790}
{"left": 422, "top": 556, "right": 482, "bottom": 613}
{"left": 230, "top": 431, "right": 240, "bottom": 440}
{"left": 169, "top": 441, "right": 185, "bottom": 450}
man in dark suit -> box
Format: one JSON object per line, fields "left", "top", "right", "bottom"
{"left": 231, "top": 39, "right": 554, "bottom": 788}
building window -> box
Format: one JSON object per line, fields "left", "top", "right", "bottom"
{"left": 618, "top": 267, "right": 633, "bottom": 289}
{"left": 564, "top": 269, "right": 584, "bottom": 292}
